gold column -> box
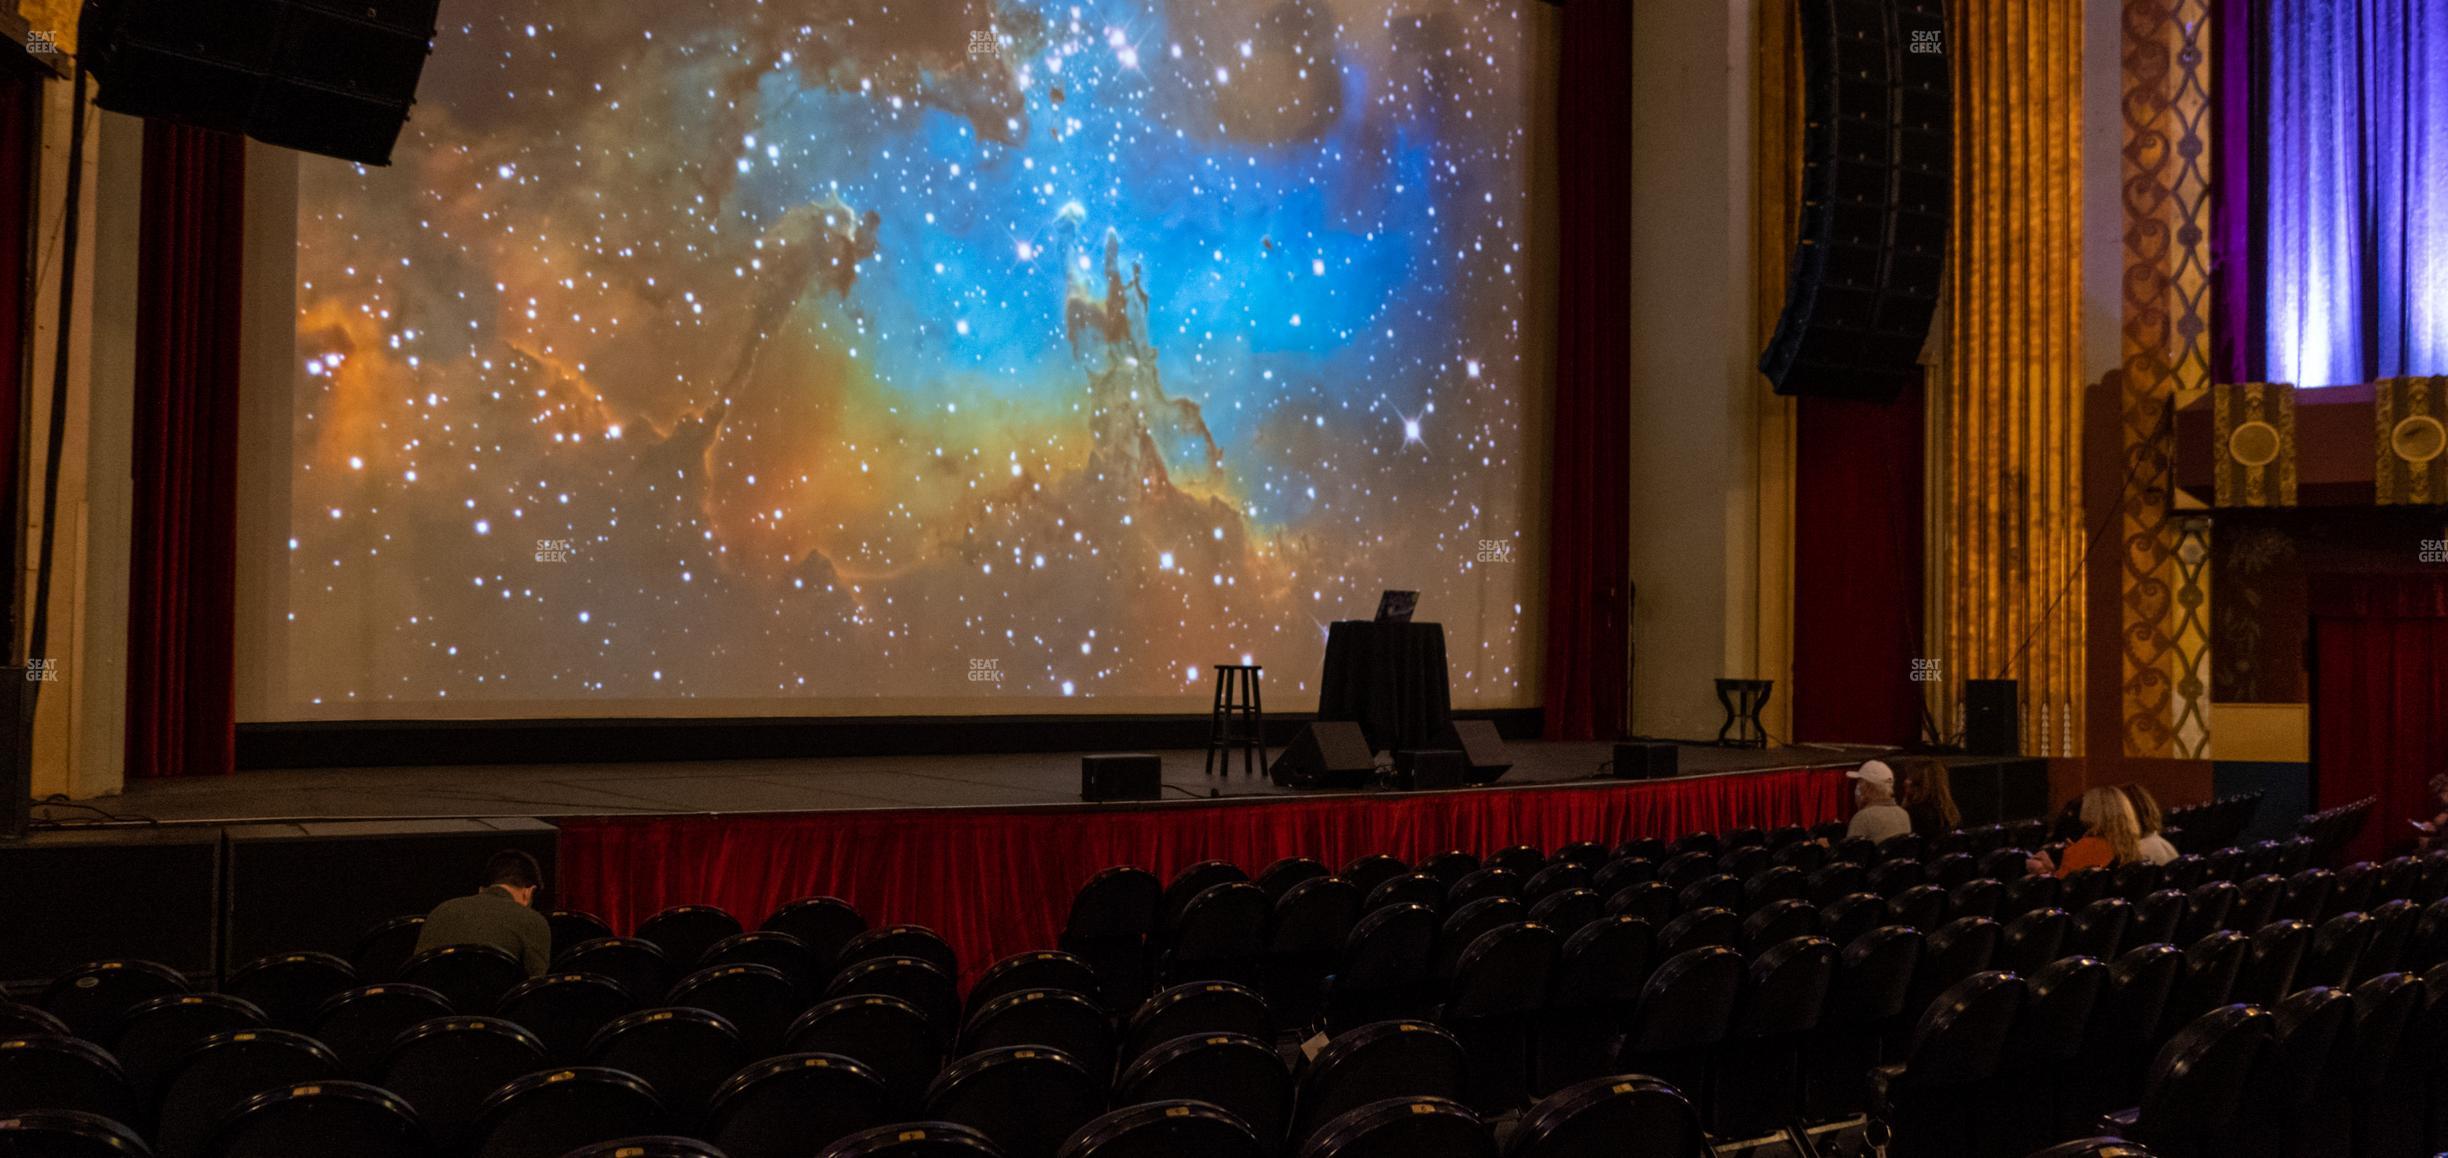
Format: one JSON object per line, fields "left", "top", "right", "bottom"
{"left": 1753, "top": 0, "right": 1803, "bottom": 744}
{"left": 2118, "top": 0, "right": 2214, "bottom": 759}
{"left": 1927, "top": 0, "right": 2088, "bottom": 754}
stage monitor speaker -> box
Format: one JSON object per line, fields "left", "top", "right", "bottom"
{"left": 1757, "top": 0, "right": 1951, "bottom": 402}
{"left": 80, "top": 0, "right": 442, "bottom": 165}
{"left": 0, "top": 828, "right": 223, "bottom": 986}
{"left": 222, "top": 819, "right": 558, "bottom": 972}
{"left": 1081, "top": 754, "right": 1162, "bottom": 802}
{"left": 1270, "top": 722, "right": 1376, "bottom": 790}
{"left": 1612, "top": 742, "right": 1678, "bottom": 780}
{"left": 1437, "top": 720, "right": 1513, "bottom": 785}
{"left": 1963, "top": 679, "right": 2020, "bottom": 756}
{"left": 1389, "top": 749, "right": 1469, "bottom": 791}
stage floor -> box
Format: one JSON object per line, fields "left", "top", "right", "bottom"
{"left": 75, "top": 740, "right": 1889, "bottom": 825}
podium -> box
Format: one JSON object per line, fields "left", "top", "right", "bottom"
{"left": 1317, "top": 621, "right": 1453, "bottom": 753}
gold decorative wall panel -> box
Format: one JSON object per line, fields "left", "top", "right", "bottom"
{"left": 2211, "top": 383, "right": 2298, "bottom": 507}
{"left": 2376, "top": 376, "right": 2448, "bottom": 505}
{"left": 2119, "top": 0, "right": 2214, "bottom": 759}
{"left": 1926, "top": 0, "right": 2088, "bottom": 755}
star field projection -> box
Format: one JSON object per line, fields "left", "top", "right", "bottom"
{"left": 286, "top": 0, "right": 1536, "bottom": 714}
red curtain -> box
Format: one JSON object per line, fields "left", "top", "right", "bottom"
{"left": 559, "top": 767, "right": 1850, "bottom": 986}
{"left": 1542, "top": 0, "right": 1635, "bottom": 741}
{"left": 1790, "top": 387, "right": 1925, "bottom": 744}
{"left": 2310, "top": 573, "right": 2448, "bottom": 863}
{"left": 124, "top": 123, "right": 246, "bottom": 779}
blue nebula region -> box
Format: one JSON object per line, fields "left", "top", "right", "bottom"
{"left": 285, "top": 0, "right": 1539, "bottom": 716}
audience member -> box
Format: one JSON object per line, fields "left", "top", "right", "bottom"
{"left": 415, "top": 849, "right": 552, "bottom": 976}
{"left": 2027, "top": 787, "right": 2142, "bottom": 877}
{"left": 1895, "top": 757, "right": 1961, "bottom": 837}
{"left": 1845, "top": 759, "right": 1912, "bottom": 843}
{"left": 2411, "top": 773, "right": 2448, "bottom": 852}
{"left": 2122, "top": 782, "right": 2178, "bottom": 865}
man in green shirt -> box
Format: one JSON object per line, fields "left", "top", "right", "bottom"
{"left": 414, "top": 850, "right": 553, "bottom": 977}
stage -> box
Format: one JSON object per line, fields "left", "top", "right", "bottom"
{"left": 72, "top": 740, "right": 1890, "bottom": 825}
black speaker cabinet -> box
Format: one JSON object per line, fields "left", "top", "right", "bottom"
{"left": 1390, "top": 749, "right": 1469, "bottom": 791}
{"left": 1269, "top": 722, "right": 1376, "bottom": 790}
{"left": 0, "top": 827, "right": 223, "bottom": 986}
{"left": 222, "top": 819, "right": 558, "bottom": 972}
{"left": 1612, "top": 742, "right": 1679, "bottom": 780}
{"left": 1963, "top": 679, "right": 2021, "bottom": 757}
{"left": 1081, "top": 754, "right": 1162, "bottom": 802}
{"left": 1, "top": 669, "right": 31, "bottom": 839}
{"left": 1437, "top": 720, "right": 1514, "bottom": 785}
{"left": 81, "top": 0, "right": 443, "bottom": 165}
{"left": 1758, "top": 0, "right": 1951, "bottom": 401}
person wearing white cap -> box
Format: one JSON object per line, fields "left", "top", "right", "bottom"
{"left": 1845, "top": 759, "right": 1912, "bottom": 843}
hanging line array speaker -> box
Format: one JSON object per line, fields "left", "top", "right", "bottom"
{"left": 1758, "top": 0, "right": 1951, "bottom": 403}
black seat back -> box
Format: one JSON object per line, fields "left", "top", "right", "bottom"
{"left": 1994, "top": 908, "right": 2068, "bottom": 976}
{"left": 373, "top": 1016, "right": 547, "bottom": 1151}
{"left": 1168, "top": 883, "right": 1271, "bottom": 984}
{"left": 1503, "top": 1075, "right": 1706, "bottom": 1158}
{"left": 2177, "top": 880, "right": 2238, "bottom": 943}
{"left": 2129, "top": 1005, "right": 2275, "bottom": 1151}
{"left": 634, "top": 906, "right": 746, "bottom": 977}
{"left": 1883, "top": 884, "right": 1947, "bottom": 934}
{"left": 962, "top": 990, "right": 1116, "bottom": 1084}
{"left": 557, "top": 937, "right": 673, "bottom": 1005}
{"left": 1436, "top": 898, "right": 1526, "bottom": 978}
{"left": 1269, "top": 878, "right": 1362, "bottom": 956}
{"left": 497, "top": 973, "right": 635, "bottom": 1064}
{"left": 1946, "top": 878, "right": 2003, "bottom": 923}
{"left": 786, "top": 994, "right": 942, "bottom": 1112}
{"left": 696, "top": 932, "right": 820, "bottom": 996}
{"left": 223, "top": 953, "right": 357, "bottom": 1033}
{"left": 2097, "top": 943, "right": 2184, "bottom": 1053}
{"left": 207, "top": 1080, "right": 425, "bottom": 1158}
{"left": 1818, "top": 893, "right": 1887, "bottom": 945}
{"left": 1447, "top": 922, "right": 1561, "bottom": 1019}
{"left": 761, "top": 897, "right": 868, "bottom": 975}
{"left": 0, "top": 1108, "right": 150, "bottom": 1157}
{"left": 38, "top": 960, "right": 188, "bottom": 1040}
{"left": 968, "top": 951, "right": 1103, "bottom": 1018}
{"left": 2164, "top": 931, "right": 2248, "bottom": 1028}
{"left": 2233, "top": 919, "right": 2310, "bottom": 1006}
{"left": 709, "top": 1053, "right": 894, "bottom": 1158}
{"left": 1522, "top": 864, "right": 1592, "bottom": 904}
{"left": 2299, "top": 911, "right": 2376, "bottom": 989}
{"left": 2130, "top": 888, "right": 2187, "bottom": 948}
{"left": 1448, "top": 868, "right": 1524, "bottom": 909}
{"left": 1623, "top": 946, "right": 1741, "bottom": 1055}
{"left": 818, "top": 1121, "right": 1005, "bottom": 1158}
{"left": 1339, "top": 857, "right": 1410, "bottom": 900}
{"left": 1741, "top": 899, "right": 1818, "bottom": 954}
{"left": 1526, "top": 889, "right": 1604, "bottom": 938}
{"left": 668, "top": 962, "right": 800, "bottom": 1056}
{"left": 1894, "top": 971, "right": 2025, "bottom": 1089}
{"left": 471, "top": 1066, "right": 667, "bottom": 1158}
{"left": 1298, "top": 1095, "right": 1493, "bottom": 1158}
{"left": 2070, "top": 898, "right": 2133, "bottom": 960}
{"left": 1549, "top": 917, "right": 1653, "bottom": 1010}
{"left": 1293, "top": 1020, "right": 1467, "bottom": 1140}
{"left": 1058, "top": 1099, "right": 1266, "bottom": 1158}
{"left": 0, "top": 1034, "right": 136, "bottom": 1126}
{"left": 400, "top": 943, "right": 526, "bottom": 1014}
{"left": 1418, "top": 852, "right": 1481, "bottom": 891}
{"left": 109, "top": 993, "right": 266, "bottom": 1102}
{"left": 1122, "top": 982, "right": 1270, "bottom": 1067}
{"left": 548, "top": 911, "right": 616, "bottom": 956}
{"left": 922, "top": 1045, "right": 1107, "bottom": 1158}
{"left": 585, "top": 1007, "right": 746, "bottom": 1126}
{"left": 2004, "top": 955, "right": 2108, "bottom": 1066}
{"left": 839, "top": 926, "right": 960, "bottom": 980}
{"left": 1116, "top": 1031, "right": 1292, "bottom": 1147}
{"left": 1604, "top": 882, "right": 1675, "bottom": 924}
{"left": 1733, "top": 936, "right": 1836, "bottom": 1039}
{"left": 351, "top": 917, "right": 426, "bottom": 982}
{"left": 310, "top": 984, "right": 453, "bottom": 1078}
{"left": 1824, "top": 926, "right": 1924, "bottom": 1029}
{"left": 1161, "top": 863, "right": 1252, "bottom": 931}
{"left": 1365, "top": 874, "right": 1447, "bottom": 916}
{"left": 1258, "top": 858, "right": 1333, "bottom": 901}
{"left": 1655, "top": 908, "right": 1738, "bottom": 958}
{"left": 826, "top": 956, "right": 961, "bottom": 1041}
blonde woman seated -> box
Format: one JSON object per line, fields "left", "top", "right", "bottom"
{"left": 2122, "top": 782, "right": 2179, "bottom": 866}
{"left": 2026, "top": 787, "right": 2143, "bottom": 877}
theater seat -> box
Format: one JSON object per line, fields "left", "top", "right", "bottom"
{"left": 695, "top": 931, "right": 821, "bottom": 996}
{"left": 966, "top": 951, "right": 1103, "bottom": 1020}
{"left": 1364, "top": 874, "right": 1447, "bottom": 918}
{"left": 1448, "top": 869, "right": 1524, "bottom": 910}
{"left": 709, "top": 1053, "right": 893, "bottom": 1158}
{"left": 1616, "top": 946, "right": 1741, "bottom": 1113}
{"left": 1161, "top": 864, "right": 1252, "bottom": 934}
{"left": 1532, "top": 915, "right": 1654, "bottom": 1095}
{"left": 762, "top": 897, "right": 869, "bottom": 978}
{"left": 2235, "top": 987, "right": 2354, "bottom": 1158}
{"left": 557, "top": 937, "right": 674, "bottom": 1006}
{"left": 586, "top": 1007, "right": 744, "bottom": 1129}
{"left": 1121, "top": 982, "right": 1270, "bottom": 1068}
{"left": 2129, "top": 888, "right": 2187, "bottom": 950}
{"left": 1740, "top": 900, "right": 1817, "bottom": 955}
{"left": 350, "top": 916, "right": 427, "bottom": 982}
{"left": 817, "top": 1121, "right": 1007, "bottom": 1158}
{"left": 546, "top": 910, "right": 615, "bottom": 956}
{"left": 372, "top": 1016, "right": 546, "bottom": 1151}
{"left": 400, "top": 943, "right": 527, "bottom": 1014}
{"left": 0, "top": 1034, "right": 137, "bottom": 1126}
{"left": 1504, "top": 1075, "right": 1707, "bottom": 1158}
{"left": 0, "top": 1108, "right": 150, "bottom": 1157}
{"left": 497, "top": 973, "right": 634, "bottom": 1064}
{"left": 1816, "top": 893, "right": 1887, "bottom": 945}
{"left": 1292, "top": 1021, "right": 1467, "bottom": 1142}
{"left": 1062, "top": 867, "right": 1162, "bottom": 1012}
{"left": 1057, "top": 1099, "right": 1267, "bottom": 1158}
{"left": 310, "top": 984, "right": 452, "bottom": 1078}
{"left": 961, "top": 990, "right": 1116, "bottom": 1084}
{"left": 1711, "top": 935, "right": 1835, "bottom": 1137}
{"left": 1338, "top": 857, "right": 1410, "bottom": 900}
{"left": 1257, "top": 857, "right": 1333, "bottom": 902}
{"left": 1323, "top": 904, "right": 1438, "bottom": 1033}
{"left": 468, "top": 1067, "right": 666, "bottom": 1158}
{"left": 1868, "top": 971, "right": 2025, "bottom": 1158}
{"left": 827, "top": 957, "right": 962, "bottom": 1043}
{"left": 1945, "top": 877, "right": 2003, "bottom": 923}
{"left": 221, "top": 953, "right": 356, "bottom": 1033}
{"left": 204, "top": 1080, "right": 425, "bottom": 1158}
{"left": 2177, "top": 881, "right": 2237, "bottom": 944}
{"left": 107, "top": 993, "right": 265, "bottom": 1104}
{"left": 787, "top": 995, "right": 942, "bottom": 1113}
{"left": 1262, "top": 876, "right": 1360, "bottom": 1027}
{"left": 0, "top": 1002, "right": 70, "bottom": 1039}
{"left": 2233, "top": 920, "right": 2310, "bottom": 1007}
{"left": 1526, "top": 889, "right": 1603, "bottom": 939}
{"left": 1995, "top": 908, "right": 2069, "bottom": 977}
{"left": 1296, "top": 1095, "right": 1494, "bottom": 1158}
{"left": 667, "top": 963, "right": 801, "bottom": 1057}
{"left": 1434, "top": 898, "right": 1527, "bottom": 980}
{"left": 153, "top": 1029, "right": 338, "bottom": 1158}
{"left": 634, "top": 906, "right": 746, "bottom": 977}
{"left": 38, "top": 961, "right": 188, "bottom": 1041}
{"left": 840, "top": 926, "right": 961, "bottom": 982}
{"left": 2101, "top": 1005, "right": 2274, "bottom": 1158}
{"left": 560, "top": 1138, "right": 726, "bottom": 1158}
{"left": 1115, "top": 1032, "right": 1291, "bottom": 1148}
{"left": 922, "top": 1046, "right": 1106, "bottom": 1158}
{"left": 1882, "top": 885, "right": 1947, "bottom": 935}
{"left": 2070, "top": 898, "right": 2134, "bottom": 961}
{"left": 1163, "top": 883, "right": 1270, "bottom": 987}
{"left": 1996, "top": 955, "right": 2109, "bottom": 1152}
{"left": 1800, "top": 925, "right": 1922, "bottom": 1122}
{"left": 1443, "top": 921, "right": 1562, "bottom": 1112}
{"left": 1521, "top": 863, "right": 1592, "bottom": 905}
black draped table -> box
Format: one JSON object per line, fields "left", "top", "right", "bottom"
{"left": 1317, "top": 620, "right": 1453, "bottom": 752}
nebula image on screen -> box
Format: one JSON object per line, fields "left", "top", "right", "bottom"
{"left": 281, "top": 0, "right": 1539, "bottom": 716}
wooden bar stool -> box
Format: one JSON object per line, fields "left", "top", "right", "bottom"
{"left": 1206, "top": 664, "right": 1265, "bottom": 778}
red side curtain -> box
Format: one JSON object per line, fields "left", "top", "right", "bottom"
{"left": 2310, "top": 573, "right": 2448, "bottom": 863}
{"left": 561, "top": 767, "right": 1849, "bottom": 986}
{"left": 1542, "top": 0, "right": 1634, "bottom": 741}
{"left": 125, "top": 123, "right": 246, "bottom": 780}
{"left": 1790, "top": 387, "right": 1925, "bottom": 744}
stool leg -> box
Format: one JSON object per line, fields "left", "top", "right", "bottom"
{"left": 1249, "top": 668, "right": 1266, "bottom": 776}
{"left": 1207, "top": 668, "right": 1224, "bottom": 778}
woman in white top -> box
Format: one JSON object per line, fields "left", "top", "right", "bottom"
{"left": 2123, "top": 782, "right": 2179, "bottom": 866}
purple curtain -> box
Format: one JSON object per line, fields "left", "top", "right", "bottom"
{"left": 2235, "top": 0, "right": 2448, "bottom": 387}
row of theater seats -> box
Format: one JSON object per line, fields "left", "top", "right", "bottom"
{"left": 0, "top": 805, "right": 2374, "bottom": 1158}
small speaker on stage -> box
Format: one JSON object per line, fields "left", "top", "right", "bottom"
{"left": 1436, "top": 720, "right": 1513, "bottom": 785}
{"left": 1081, "top": 754, "right": 1162, "bottom": 802}
{"left": 1963, "top": 679, "right": 2021, "bottom": 756}
{"left": 1389, "top": 749, "right": 1469, "bottom": 791}
{"left": 1612, "top": 742, "right": 1679, "bottom": 780}
{"left": 1270, "top": 722, "right": 1376, "bottom": 790}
